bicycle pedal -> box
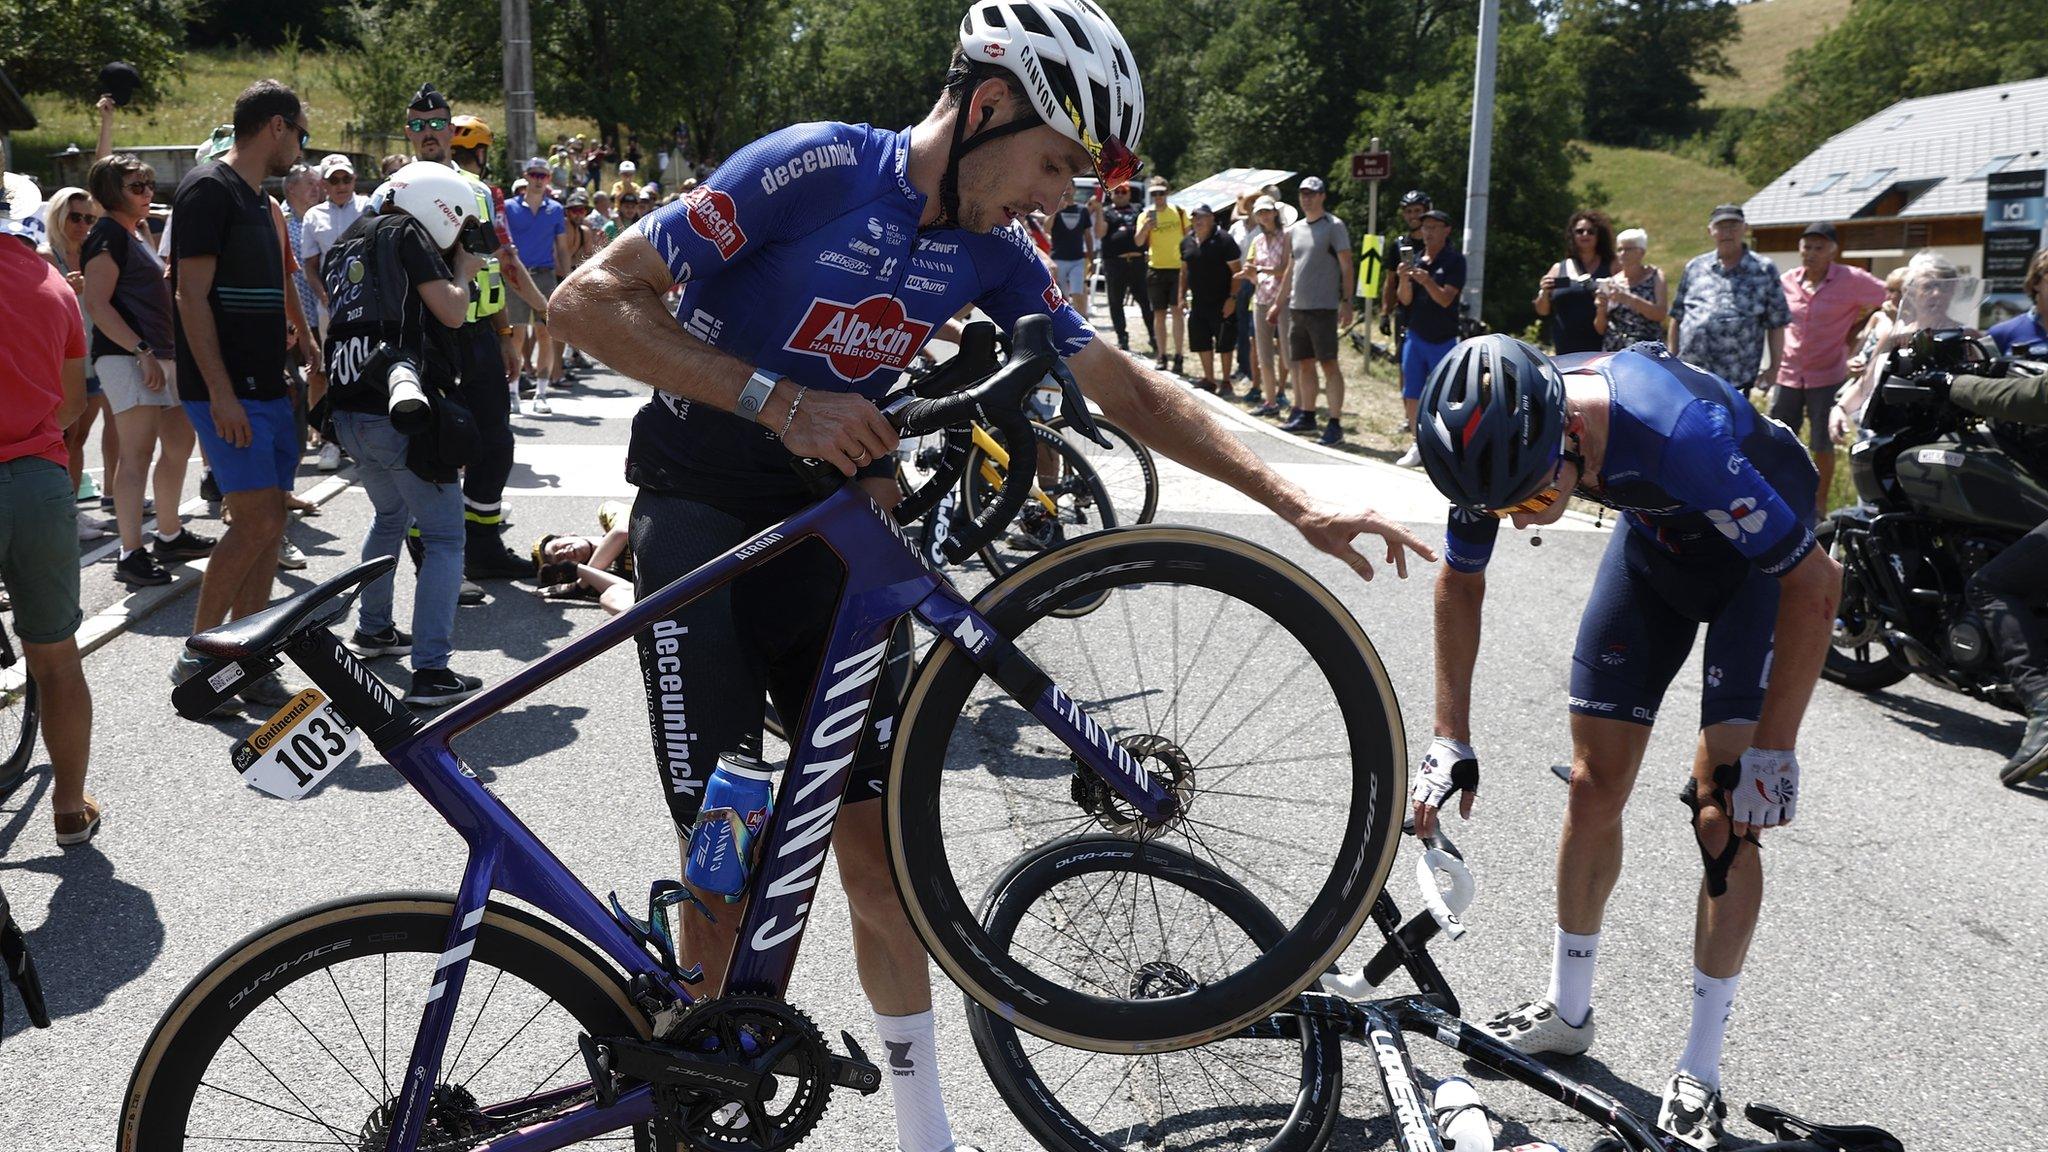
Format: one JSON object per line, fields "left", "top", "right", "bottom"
{"left": 831, "top": 1031, "right": 883, "bottom": 1094}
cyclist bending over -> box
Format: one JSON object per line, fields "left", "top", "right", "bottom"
{"left": 1406, "top": 335, "right": 1840, "bottom": 1150}
{"left": 550, "top": 4, "right": 1433, "bottom": 1149}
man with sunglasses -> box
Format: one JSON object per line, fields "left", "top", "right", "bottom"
{"left": 551, "top": 4, "right": 1433, "bottom": 1149}
{"left": 298, "top": 154, "right": 372, "bottom": 344}
{"left": 1409, "top": 333, "right": 1842, "bottom": 1150}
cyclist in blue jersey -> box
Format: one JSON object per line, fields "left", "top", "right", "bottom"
{"left": 1405, "top": 335, "right": 1841, "bottom": 1151}
{"left": 549, "top": 4, "right": 1434, "bottom": 1148}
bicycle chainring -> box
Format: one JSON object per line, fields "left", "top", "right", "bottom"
{"left": 1070, "top": 733, "right": 1194, "bottom": 835}
{"left": 658, "top": 995, "right": 833, "bottom": 1152}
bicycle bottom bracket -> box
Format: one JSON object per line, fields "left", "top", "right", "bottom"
{"left": 1069, "top": 732, "right": 1194, "bottom": 835}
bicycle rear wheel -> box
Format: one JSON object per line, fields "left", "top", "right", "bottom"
{"left": 967, "top": 835, "right": 1341, "bottom": 1152}
{"left": 0, "top": 630, "right": 39, "bottom": 787}
{"left": 119, "top": 893, "right": 652, "bottom": 1151}
{"left": 887, "top": 527, "right": 1406, "bottom": 1053}
{"left": 967, "top": 420, "right": 1119, "bottom": 577}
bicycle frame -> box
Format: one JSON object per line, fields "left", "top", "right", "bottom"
{"left": 269, "top": 482, "right": 1178, "bottom": 1152}
{"left": 967, "top": 421, "right": 1059, "bottom": 514}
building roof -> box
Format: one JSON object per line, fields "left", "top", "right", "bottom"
{"left": 0, "top": 68, "right": 36, "bottom": 132}
{"left": 1744, "top": 77, "right": 2048, "bottom": 227}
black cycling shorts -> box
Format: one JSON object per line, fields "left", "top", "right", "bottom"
{"left": 630, "top": 489, "right": 906, "bottom": 836}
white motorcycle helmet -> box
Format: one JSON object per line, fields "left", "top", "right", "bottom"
{"left": 382, "top": 160, "right": 481, "bottom": 251}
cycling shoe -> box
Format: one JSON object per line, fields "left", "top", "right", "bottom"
{"left": 1480, "top": 998, "right": 1595, "bottom": 1056}
{"left": 1658, "top": 1071, "right": 1727, "bottom": 1150}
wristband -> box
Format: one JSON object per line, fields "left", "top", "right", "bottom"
{"left": 737, "top": 370, "right": 778, "bottom": 422}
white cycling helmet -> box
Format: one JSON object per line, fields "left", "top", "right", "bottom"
{"left": 957, "top": 0, "right": 1144, "bottom": 184}
{"left": 382, "top": 160, "right": 481, "bottom": 251}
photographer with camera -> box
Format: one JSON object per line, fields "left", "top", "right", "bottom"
{"left": 320, "top": 162, "right": 492, "bottom": 707}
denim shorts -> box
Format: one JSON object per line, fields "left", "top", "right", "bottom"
{"left": 184, "top": 396, "right": 300, "bottom": 494}
{"left": 0, "top": 457, "right": 84, "bottom": 643}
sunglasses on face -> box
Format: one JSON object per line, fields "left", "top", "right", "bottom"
{"left": 1486, "top": 445, "right": 1573, "bottom": 519}
{"left": 407, "top": 116, "right": 452, "bottom": 133}
{"left": 66, "top": 211, "right": 97, "bottom": 226}
{"left": 527, "top": 171, "right": 551, "bottom": 180}
{"left": 1571, "top": 226, "right": 1596, "bottom": 236}
{"left": 125, "top": 179, "right": 157, "bottom": 194}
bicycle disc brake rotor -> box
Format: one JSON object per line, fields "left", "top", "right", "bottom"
{"left": 663, "top": 996, "right": 833, "bottom": 1152}
{"left": 1070, "top": 733, "right": 1195, "bottom": 835}
{"left": 357, "top": 1083, "right": 485, "bottom": 1152}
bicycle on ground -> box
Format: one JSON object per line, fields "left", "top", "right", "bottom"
{"left": 965, "top": 827, "right": 1907, "bottom": 1152}
{"left": 123, "top": 315, "right": 1407, "bottom": 1151}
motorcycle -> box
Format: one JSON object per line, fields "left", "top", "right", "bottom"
{"left": 1823, "top": 328, "right": 2048, "bottom": 710}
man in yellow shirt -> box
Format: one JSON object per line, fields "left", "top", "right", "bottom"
{"left": 1135, "top": 174, "right": 1187, "bottom": 374}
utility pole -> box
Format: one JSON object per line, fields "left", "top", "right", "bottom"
{"left": 1461, "top": 0, "right": 1499, "bottom": 321}
{"left": 501, "top": 0, "right": 537, "bottom": 182}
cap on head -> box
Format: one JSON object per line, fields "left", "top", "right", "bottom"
{"left": 408, "top": 83, "right": 450, "bottom": 114}
{"left": 1421, "top": 208, "right": 1450, "bottom": 224}
{"left": 566, "top": 189, "right": 589, "bottom": 207}
{"left": 1146, "top": 175, "right": 1169, "bottom": 192}
{"left": 1192, "top": 203, "right": 1213, "bottom": 217}
{"left": 318, "top": 154, "right": 354, "bottom": 178}
{"left": 1708, "top": 203, "right": 1745, "bottom": 225}
{"left": 1801, "top": 221, "right": 1837, "bottom": 242}
{"left": 1299, "top": 175, "right": 1327, "bottom": 193}
{"left": 619, "top": 160, "right": 637, "bottom": 174}
{"left": 1253, "top": 195, "right": 1278, "bottom": 214}
{"left": 524, "top": 156, "right": 550, "bottom": 175}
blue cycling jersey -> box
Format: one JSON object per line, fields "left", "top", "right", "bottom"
{"left": 1444, "top": 343, "right": 1819, "bottom": 577}
{"left": 624, "top": 121, "right": 1093, "bottom": 510}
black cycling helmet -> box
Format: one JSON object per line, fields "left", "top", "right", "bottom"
{"left": 1400, "top": 189, "right": 1432, "bottom": 208}
{"left": 1415, "top": 334, "right": 1569, "bottom": 511}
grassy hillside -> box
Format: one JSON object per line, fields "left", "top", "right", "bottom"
{"left": 13, "top": 47, "right": 597, "bottom": 185}
{"left": 1699, "top": 0, "right": 1855, "bottom": 109}
{"left": 1572, "top": 143, "right": 1761, "bottom": 275}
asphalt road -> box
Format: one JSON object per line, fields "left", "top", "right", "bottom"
{"left": 2, "top": 321, "right": 2044, "bottom": 1151}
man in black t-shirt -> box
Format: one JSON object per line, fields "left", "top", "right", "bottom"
{"left": 1393, "top": 209, "right": 1466, "bottom": 466}
{"left": 1047, "top": 184, "right": 1094, "bottom": 319}
{"left": 1094, "top": 180, "right": 1153, "bottom": 352}
{"left": 169, "top": 79, "right": 306, "bottom": 702}
{"left": 1179, "top": 204, "right": 1242, "bottom": 392}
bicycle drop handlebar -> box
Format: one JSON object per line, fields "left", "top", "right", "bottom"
{"left": 799, "top": 314, "right": 1110, "bottom": 565}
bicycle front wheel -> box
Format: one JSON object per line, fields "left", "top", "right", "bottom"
{"left": 887, "top": 527, "right": 1406, "bottom": 1053}
{"left": 967, "top": 835, "right": 1343, "bottom": 1152}
{"left": 1048, "top": 414, "right": 1159, "bottom": 527}
{"left": 1, "top": 634, "right": 39, "bottom": 784}
{"left": 967, "top": 421, "right": 1119, "bottom": 579}
{"left": 119, "top": 893, "right": 652, "bottom": 1151}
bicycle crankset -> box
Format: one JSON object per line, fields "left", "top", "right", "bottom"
{"left": 581, "top": 995, "right": 880, "bottom": 1152}
{"left": 1070, "top": 732, "right": 1195, "bottom": 835}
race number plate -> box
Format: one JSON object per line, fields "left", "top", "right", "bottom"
{"left": 230, "top": 688, "right": 360, "bottom": 800}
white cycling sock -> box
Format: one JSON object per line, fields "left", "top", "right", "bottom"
{"left": 1546, "top": 926, "right": 1599, "bottom": 1027}
{"left": 874, "top": 1009, "right": 955, "bottom": 1152}
{"left": 1675, "top": 967, "right": 1740, "bottom": 1090}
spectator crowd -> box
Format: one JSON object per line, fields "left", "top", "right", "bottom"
{"left": 2, "top": 67, "right": 2037, "bottom": 855}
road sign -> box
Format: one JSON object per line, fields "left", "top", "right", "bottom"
{"left": 1351, "top": 151, "right": 1391, "bottom": 182}
{"left": 1358, "top": 234, "right": 1386, "bottom": 303}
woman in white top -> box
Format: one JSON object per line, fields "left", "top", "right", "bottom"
{"left": 41, "top": 187, "right": 122, "bottom": 540}
{"left": 1240, "top": 196, "right": 1293, "bottom": 416}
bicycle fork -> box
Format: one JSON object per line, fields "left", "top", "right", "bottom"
{"left": 916, "top": 589, "right": 1180, "bottom": 823}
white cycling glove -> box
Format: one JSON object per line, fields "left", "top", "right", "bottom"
{"left": 1411, "top": 736, "right": 1479, "bottom": 824}
{"left": 1729, "top": 747, "right": 1799, "bottom": 828}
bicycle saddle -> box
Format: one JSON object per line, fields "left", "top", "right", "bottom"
{"left": 187, "top": 557, "right": 398, "bottom": 662}
{"left": 1744, "top": 1102, "right": 1905, "bottom": 1152}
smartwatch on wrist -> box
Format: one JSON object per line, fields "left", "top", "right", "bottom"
{"left": 134, "top": 341, "right": 154, "bottom": 357}
{"left": 737, "top": 371, "right": 779, "bottom": 422}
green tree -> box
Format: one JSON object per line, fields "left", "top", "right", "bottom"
{"left": 1349, "top": 21, "right": 1587, "bottom": 335}
{"left": 1555, "top": 0, "right": 1738, "bottom": 147}
{"left": 0, "top": 0, "right": 186, "bottom": 107}
{"left": 1736, "top": 0, "right": 2048, "bottom": 185}
{"left": 323, "top": 2, "right": 447, "bottom": 144}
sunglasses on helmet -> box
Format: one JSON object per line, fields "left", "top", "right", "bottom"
{"left": 1093, "top": 135, "right": 1142, "bottom": 190}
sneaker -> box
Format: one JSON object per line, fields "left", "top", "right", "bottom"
{"left": 153, "top": 529, "right": 219, "bottom": 562}
{"left": 278, "top": 539, "right": 309, "bottom": 570}
{"left": 1656, "top": 1071, "right": 1727, "bottom": 1151}
{"left": 200, "top": 469, "right": 223, "bottom": 508}
{"left": 404, "top": 667, "right": 484, "bottom": 707}
{"left": 348, "top": 627, "right": 414, "bottom": 658}
{"left": 1153, "top": 354, "right": 1168, "bottom": 370}
{"left": 1190, "top": 377, "right": 1215, "bottom": 393}
{"left": 1115, "top": 334, "right": 1129, "bottom": 351}
{"left": 1279, "top": 411, "right": 1316, "bottom": 433}
{"left": 1241, "top": 388, "right": 1263, "bottom": 408}
{"left": 518, "top": 373, "right": 537, "bottom": 399}
{"left": 459, "top": 579, "right": 487, "bottom": 606}
{"left": 530, "top": 397, "right": 553, "bottom": 415}
{"left": 1479, "top": 999, "right": 1595, "bottom": 1057}
{"left": 1394, "top": 444, "right": 1424, "bottom": 468}
{"left": 114, "top": 549, "right": 173, "bottom": 587}
{"left": 465, "top": 538, "right": 532, "bottom": 581}
{"left": 238, "top": 672, "right": 295, "bottom": 710}
{"left": 54, "top": 796, "right": 103, "bottom": 847}
{"left": 1251, "top": 399, "right": 1284, "bottom": 418}
{"left": 1317, "top": 420, "right": 1344, "bottom": 446}
{"left": 316, "top": 442, "right": 343, "bottom": 472}
{"left": 77, "top": 511, "right": 112, "bottom": 541}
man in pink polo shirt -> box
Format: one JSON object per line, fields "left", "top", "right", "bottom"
{"left": 1771, "top": 221, "right": 1887, "bottom": 514}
